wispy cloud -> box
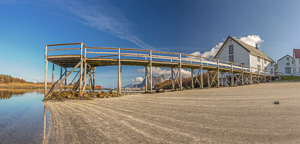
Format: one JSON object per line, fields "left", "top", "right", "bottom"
{"left": 50, "top": 0, "right": 153, "bottom": 49}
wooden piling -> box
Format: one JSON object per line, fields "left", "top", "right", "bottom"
{"left": 207, "top": 71, "right": 210, "bottom": 88}
{"left": 44, "top": 46, "right": 48, "bottom": 96}
{"left": 217, "top": 60, "right": 220, "bottom": 88}
{"left": 149, "top": 50, "right": 153, "bottom": 93}
{"left": 231, "top": 63, "right": 234, "bottom": 87}
{"left": 179, "top": 54, "right": 182, "bottom": 91}
{"left": 191, "top": 69, "right": 194, "bottom": 89}
{"left": 171, "top": 68, "right": 174, "bottom": 91}
{"left": 118, "top": 48, "right": 121, "bottom": 95}
{"left": 79, "top": 43, "right": 83, "bottom": 95}
{"left": 200, "top": 61, "right": 203, "bottom": 89}
{"left": 145, "top": 66, "right": 148, "bottom": 93}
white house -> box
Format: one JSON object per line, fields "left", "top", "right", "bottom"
{"left": 214, "top": 36, "right": 275, "bottom": 75}
{"left": 293, "top": 49, "right": 300, "bottom": 76}
{"left": 277, "top": 54, "right": 293, "bottom": 75}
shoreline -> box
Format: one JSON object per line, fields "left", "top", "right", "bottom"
{"left": 43, "top": 82, "right": 300, "bottom": 143}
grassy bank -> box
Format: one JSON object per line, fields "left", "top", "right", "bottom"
{"left": 278, "top": 76, "right": 300, "bottom": 82}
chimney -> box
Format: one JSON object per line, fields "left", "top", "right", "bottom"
{"left": 256, "top": 44, "right": 259, "bottom": 49}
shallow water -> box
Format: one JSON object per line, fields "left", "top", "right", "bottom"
{"left": 0, "top": 89, "right": 49, "bottom": 144}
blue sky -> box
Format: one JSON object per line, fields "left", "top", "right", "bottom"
{"left": 1, "top": 0, "right": 300, "bottom": 88}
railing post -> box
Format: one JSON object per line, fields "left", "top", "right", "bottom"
{"left": 179, "top": 54, "right": 182, "bottom": 91}
{"left": 149, "top": 50, "right": 152, "bottom": 93}
{"left": 118, "top": 48, "right": 122, "bottom": 95}
{"left": 44, "top": 45, "right": 48, "bottom": 96}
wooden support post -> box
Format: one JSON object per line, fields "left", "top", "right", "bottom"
{"left": 118, "top": 48, "right": 122, "bottom": 95}
{"left": 257, "top": 70, "right": 260, "bottom": 84}
{"left": 231, "top": 63, "right": 234, "bottom": 87}
{"left": 149, "top": 50, "right": 153, "bottom": 93}
{"left": 44, "top": 45, "right": 48, "bottom": 96}
{"left": 145, "top": 66, "right": 148, "bottom": 93}
{"left": 221, "top": 72, "right": 224, "bottom": 87}
{"left": 250, "top": 68, "right": 253, "bottom": 85}
{"left": 93, "top": 68, "right": 96, "bottom": 92}
{"left": 171, "top": 68, "right": 174, "bottom": 91}
{"left": 79, "top": 43, "right": 83, "bottom": 95}
{"left": 179, "top": 54, "right": 182, "bottom": 91}
{"left": 191, "top": 69, "right": 194, "bottom": 89}
{"left": 242, "top": 71, "right": 244, "bottom": 86}
{"left": 52, "top": 63, "right": 54, "bottom": 86}
{"left": 207, "top": 71, "right": 210, "bottom": 88}
{"left": 200, "top": 60, "right": 203, "bottom": 89}
{"left": 64, "top": 68, "right": 67, "bottom": 89}
{"left": 60, "top": 67, "right": 62, "bottom": 92}
{"left": 217, "top": 60, "right": 219, "bottom": 88}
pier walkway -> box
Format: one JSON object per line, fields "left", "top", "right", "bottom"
{"left": 44, "top": 43, "right": 273, "bottom": 98}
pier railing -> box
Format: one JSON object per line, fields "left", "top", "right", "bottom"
{"left": 45, "top": 43, "right": 273, "bottom": 76}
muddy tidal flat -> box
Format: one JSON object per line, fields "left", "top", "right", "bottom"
{"left": 44, "top": 82, "right": 300, "bottom": 143}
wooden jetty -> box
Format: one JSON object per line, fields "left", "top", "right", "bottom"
{"left": 44, "top": 43, "right": 273, "bottom": 99}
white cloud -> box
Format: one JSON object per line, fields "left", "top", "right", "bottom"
{"left": 190, "top": 35, "right": 264, "bottom": 58}
{"left": 138, "top": 67, "right": 191, "bottom": 78}
{"left": 131, "top": 77, "right": 144, "bottom": 84}
{"left": 239, "top": 35, "right": 264, "bottom": 47}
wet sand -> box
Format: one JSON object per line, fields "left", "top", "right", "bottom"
{"left": 44, "top": 82, "right": 300, "bottom": 143}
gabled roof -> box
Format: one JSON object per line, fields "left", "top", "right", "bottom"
{"left": 293, "top": 49, "right": 300, "bottom": 58}
{"left": 214, "top": 36, "right": 275, "bottom": 62}
{"left": 277, "top": 54, "right": 292, "bottom": 62}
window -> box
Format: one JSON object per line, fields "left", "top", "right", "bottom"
{"left": 229, "top": 55, "right": 234, "bottom": 62}
{"left": 299, "top": 67, "right": 300, "bottom": 73}
{"left": 271, "top": 63, "right": 273, "bottom": 67}
{"left": 229, "top": 45, "right": 233, "bottom": 54}
{"left": 287, "top": 57, "right": 289, "bottom": 61}
{"left": 285, "top": 67, "right": 291, "bottom": 74}
{"left": 271, "top": 68, "right": 273, "bottom": 74}
{"left": 264, "top": 67, "right": 267, "bottom": 70}
{"left": 264, "top": 60, "right": 267, "bottom": 64}
{"left": 257, "top": 65, "right": 261, "bottom": 70}
{"left": 286, "top": 63, "right": 290, "bottom": 66}
{"left": 257, "top": 56, "right": 260, "bottom": 62}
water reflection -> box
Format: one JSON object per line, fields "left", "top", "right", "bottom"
{"left": 0, "top": 89, "right": 48, "bottom": 143}
{"left": 0, "top": 89, "right": 43, "bottom": 100}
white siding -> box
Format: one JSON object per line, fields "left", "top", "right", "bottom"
{"left": 216, "top": 39, "right": 250, "bottom": 65}
{"left": 293, "top": 58, "right": 300, "bottom": 76}
{"left": 277, "top": 55, "right": 293, "bottom": 75}
{"left": 250, "top": 54, "right": 274, "bottom": 74}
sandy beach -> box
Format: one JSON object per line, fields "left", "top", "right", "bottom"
{"left": 44, "top": 82, "right": 300, "bottom": 144}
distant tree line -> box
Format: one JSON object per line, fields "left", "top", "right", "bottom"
{"left": 0, "top": 74, "right": 27, "bottom": 83}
